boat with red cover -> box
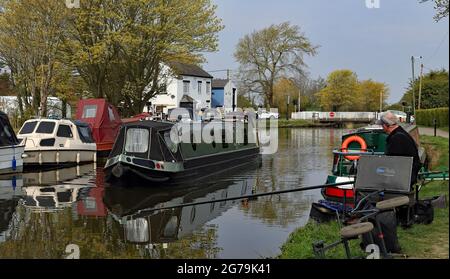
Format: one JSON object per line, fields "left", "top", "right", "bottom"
{"left": 76, "top": 99, "right": 122, "bottom": 157}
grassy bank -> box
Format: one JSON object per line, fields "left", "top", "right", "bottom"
{"left": 276, "top": 119, "right": 335, "bottom": 128}
{"left": 280, "top": 135, "right": 449, "bottom": 259}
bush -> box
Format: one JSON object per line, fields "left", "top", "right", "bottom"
{"left": 416, "top": 107, "right": 449, "bottom": 127}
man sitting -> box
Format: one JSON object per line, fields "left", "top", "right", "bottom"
{"left": 376, "top": 111, "right": 421, "bottom": 186}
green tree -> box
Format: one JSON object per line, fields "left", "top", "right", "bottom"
{"left": 421, "top": 0, "right": 449, "bottom": 21}
{"left": 357, "top": 79, "right": 389, "bottom": 111}
{"left": 64, "top": 0, "right": 223, "bottom": 116}
{"left": 234, "top": 22, "right": 318, "bottom": 108}
{"left": 401, "top": 69, "right": 449, "bottom": 109}
{"left": 317, "top": 70, "right": 359, "bottom": 111}
{"left": 0, "top": 0, "right": 70, "bottom": 117}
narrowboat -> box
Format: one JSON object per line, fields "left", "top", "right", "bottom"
{"left": 0, "top": 111, "right": 25, "bottom": 174}
{"left": 17, "top": 118, "right": 97, "bottom": 167}
{"left": 320, "top": 123, "right": 426, "bottom": 204}
{"left": 76, "top": 99, "right": 122, "bottom": 157}
{"left": 104, "top": 120, "right": 260, "bottom": 185}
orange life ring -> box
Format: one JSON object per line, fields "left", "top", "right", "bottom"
{"left": 341, "top": 135, "right": 367, "bottom": 161}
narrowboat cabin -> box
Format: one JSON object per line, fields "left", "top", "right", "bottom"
{"left": 17, "top": 119, "right": 97, "bottom": 167}
{"left": 104, "top": 120, "right": 260, "bottom": 185}
{"left": 0, "top": 112, "right": 25, "bottom": 174}
{"left": 76, "top": 99, "right": 122, "bottom": 157}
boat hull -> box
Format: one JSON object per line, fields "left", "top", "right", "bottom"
{"left": 105, "top": 147, "right": 261, "bottom": 186}
{"left": 0, "top": 146, "right": 25, "bottom": 175}
{"left": 23, "top": 149, "right": 96, "bottom": 168}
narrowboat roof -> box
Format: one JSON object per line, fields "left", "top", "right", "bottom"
{"left": 120, "top": 120, "right": 174, "bottom": 131}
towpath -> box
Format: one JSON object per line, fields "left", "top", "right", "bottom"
{"left": 418, "top": 127, "right": 449, "bottom": 138}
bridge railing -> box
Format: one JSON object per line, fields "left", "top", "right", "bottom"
{"left": 291, "top": 111, "right": 378, "bottom": 122}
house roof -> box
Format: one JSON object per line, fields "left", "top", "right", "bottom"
{"left": 212, "top": 79, "right": 229, "bottom": 88}
{"left": 168, "top": 62, "right": 213, "bottom": 79}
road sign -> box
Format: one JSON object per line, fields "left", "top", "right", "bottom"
{"left": 330, "top": 112, "right": 336, "bottom": 118}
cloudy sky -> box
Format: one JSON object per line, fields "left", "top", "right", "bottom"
{"left": 204, "top": 0, "right": 449, "bottom": 104}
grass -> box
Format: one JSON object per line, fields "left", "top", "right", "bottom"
{"left": 280, "top": 135, "right": 449, "bottom": 259}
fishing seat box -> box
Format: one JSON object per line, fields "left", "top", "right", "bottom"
{"left": 354, "top": 155, "right": 416, "bottom": 204}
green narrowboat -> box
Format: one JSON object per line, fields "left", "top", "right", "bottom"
{"left": 104, "top": 120, "right": 260, "bottom": 185}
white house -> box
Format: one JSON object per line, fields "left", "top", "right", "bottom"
{"left": 148, "top": 62, "right": 213, "bottom": 114}
{"left": 211, "top": 79, "right": 238, "bottom": 112}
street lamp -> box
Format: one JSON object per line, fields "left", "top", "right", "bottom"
{"left": 411, "top": 55, "right": 423, "bottom": 115}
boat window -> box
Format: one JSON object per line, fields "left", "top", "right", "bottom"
{"left": 19, "top": 121, "right": 38, "bottom": 135}
{"left": 77, "top": 125, "right": 95, "bottom": 143}
{"left": 125, "top": 128, "right": 149, "bottom": 153}
{"left": 164, "top": 131, "right": 178, "bottom": 153}
{"left": 36, "top": 122, "right": 56, "bottom": 134}
{"left": 57, "top": 125, "right": 73, "bottom": 138}
{"left": 82, "top": 105, "right": 97, "bottom": 118}
{"left": 108, "top": 106, "right": 116, "bottom": 121}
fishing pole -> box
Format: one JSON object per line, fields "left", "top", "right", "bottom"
{"left": 134, "top": 181, "right": 354, "bottom": 216}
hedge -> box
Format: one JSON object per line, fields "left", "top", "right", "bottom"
{"left": 416, "top": 107, "right": 449, "bottom": 127}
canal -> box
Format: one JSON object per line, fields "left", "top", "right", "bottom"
{"left": 0, "top": 128, "right": 349, "bottom": 259}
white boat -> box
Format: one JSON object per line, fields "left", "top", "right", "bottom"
{"left": 0, "top": 112, "right": 25, "bottom": 175}
{"left": 17, "top": 118, "right": 97, "bottom": 167}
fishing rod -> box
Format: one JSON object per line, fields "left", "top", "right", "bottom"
{"left": 133, "top": 181, "right": 354, "bottom": 217}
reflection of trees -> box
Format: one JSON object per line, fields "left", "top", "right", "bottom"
{"left": 241, "top": 128, "right": 344, "bottom": 227}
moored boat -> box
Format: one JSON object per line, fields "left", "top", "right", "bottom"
{"left": 76, "top": 99, "right": 122, "bottom": 157}
{"left": 17, "top": 118, "right": 97, "bottom": 167}
{"left": 0, "top": 111, "right": 25, "bottom": 175}
{"left": 104, "top": 120, "right": 260, "bottom": 185}
{"left": 321, "top": 122, "right": 426, "bottom": 203}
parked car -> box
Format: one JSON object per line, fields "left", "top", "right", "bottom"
{"left": 258, "top": 110, "right": 279, "bottom": 120}
{"left": 385, "top": 110, "right": 415, "bottom": 123}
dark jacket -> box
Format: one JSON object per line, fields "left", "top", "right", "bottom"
{"left": 385, "top": 126, "right": 421, "bottom": 185}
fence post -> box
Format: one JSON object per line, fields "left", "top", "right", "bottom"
{"left": 434, "top": 119, "right": 437, "bottom": 137}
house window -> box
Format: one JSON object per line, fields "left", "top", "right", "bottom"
{"left": 183, "top": 81, "right": 190, "bottom": 95}
{"left": 198, "top": 81, "right": 202, "bottom": 94}
{"left": 206, "top": 82, "right": 211, "bottom": 95}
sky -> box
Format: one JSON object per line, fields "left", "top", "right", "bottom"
{"left": 203, "top": 0, "right": 449, "bottom": 104}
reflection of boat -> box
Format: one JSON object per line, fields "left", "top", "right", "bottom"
{"left": 22, "top": 184, "right": 94, "bottom": 213}
{"left": 17, "top": 118, "right": 97, "bottom": 167}
{"left": 0, "top": 112, "right": 25, "bottom": 174}
{"left": 0, "top": 175, "right": 22, "bottom": 243}
{"left": 22, "top": 164, "right": 96, "bottom": 186}
{"left": 76, "top": 99, "right": 122, "bottom": 157}
{"left": 104, "top": 172, "right": 256, "bottom": 244}
{"left": 105, "top": 120, "right": 260, "bottom": 185}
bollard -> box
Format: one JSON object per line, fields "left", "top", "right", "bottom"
{"left": 434, "top": 119, "right": 437, "bottom": 137}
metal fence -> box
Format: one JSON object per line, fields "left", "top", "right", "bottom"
{"left": 291, "top": 111, "right": 378, "bottom": 122}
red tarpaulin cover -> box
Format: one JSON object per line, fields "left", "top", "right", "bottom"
{"left": 76, "top": 99, "right": 122, "bottom": 152}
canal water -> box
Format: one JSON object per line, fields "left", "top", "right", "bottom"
{"left": 0, "top": 128, "right": 349, "bottom": 259}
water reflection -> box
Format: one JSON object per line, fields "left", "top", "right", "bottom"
{"left": 0, "top": 128, "right": 348, "bottom": 259}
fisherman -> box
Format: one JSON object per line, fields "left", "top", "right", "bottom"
{"left": 376, "top": 111, "right": 421, "bottom": 186}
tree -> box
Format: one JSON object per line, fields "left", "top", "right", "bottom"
{"left": 0, "top": 0, "right": 70, "bottom": 117}
{"left": 357, "top": 79, "right": 389, "bottom": 112}
{"left": 421, "top": 0, "right": 449, "bottom": 21}
{"left": 234, "top": 22, "right": 318, "bottom": 108}
{"left": 317, "top": 70, "right": 359, "bottom": 111}
{"left": 273, "top": 78, "right": 298, "bottom": 116}
{"left": 64, "top": 0, "right": 223, "bottom": 116}
{"left": 401, "top": 69, "right": 449, "bottom": 109}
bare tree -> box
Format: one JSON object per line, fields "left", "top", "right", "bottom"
{"left": 234, "top": 22, "right": 318, "bottom": 108}
{"left": 421, "top": 0, "right": 449, "bottom": 21}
